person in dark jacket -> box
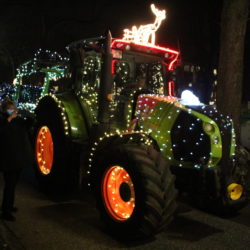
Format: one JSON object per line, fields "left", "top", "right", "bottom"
{"left": 0, "top": 98, "right": 33, "bottom": 221}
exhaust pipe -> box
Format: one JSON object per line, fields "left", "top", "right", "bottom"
{"left": 97, "top": 30, "right": 113, "bottom": 124}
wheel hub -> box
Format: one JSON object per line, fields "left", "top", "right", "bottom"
{"left": 119, "top": 182, "right": 132, "bottom": 202}
{"left": 227, "top": 183, "right": 243, "bottom": 200}
{"left": 102, "top": 166, "right": 135, "bottom": 221}
{"left": 36, "top": 126, "right": 54, "bottom": 175}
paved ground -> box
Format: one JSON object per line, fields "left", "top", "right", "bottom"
{"left": 1, "top": 168, "right": 250, "bottom": 250}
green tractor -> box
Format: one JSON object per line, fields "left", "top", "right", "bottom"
{"left": 34, "top": 32, "right": 248, "bottom": 239}
{"left": 13, "top": 49, "right": 68, "bottom": 116}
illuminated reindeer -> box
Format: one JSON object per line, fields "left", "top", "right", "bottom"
{"left": 123, "top": 4, "right": 166, "bottom": 46}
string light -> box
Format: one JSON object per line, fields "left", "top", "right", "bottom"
{"left": 37, "top": 93, "right": 70, "bottom": 136}
{"left": 26, "top": 31, "right": 236, "bottom": 181}
{"left": 87, "top": 131, "right": 153, "bottom": 187}
{"left": 14, "top": 49, "right": 69, "bottom": 112}
{"left": 134, "top": 94, "right": 235, "bottom": 167}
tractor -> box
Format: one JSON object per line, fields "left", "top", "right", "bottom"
{"left": 33, "top": 31, "right": 248, "bottom": 240}
{"left": 13, "top": 49, "right": 68, "bottom": 116}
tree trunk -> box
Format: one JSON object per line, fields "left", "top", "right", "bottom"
{"left": 217, "top": 0, "right": 249, "bottom": 143}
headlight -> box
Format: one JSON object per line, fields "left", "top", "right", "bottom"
{"left": 203, "top": 122, "right": 214, "bottom": 133}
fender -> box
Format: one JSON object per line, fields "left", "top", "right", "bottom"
{"left": 37, "top": 92, "right": 91, "bottom": 143}
{"left": 88, "top": 131, "right": 158, "bottom": 176}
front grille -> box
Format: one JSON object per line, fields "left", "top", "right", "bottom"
{"left": 190, "top": 106, "right": 233, "bottom": 173}
{"left": 171, "top": 110, "right": 210, "bottom": 164}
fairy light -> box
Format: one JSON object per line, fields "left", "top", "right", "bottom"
{"left": 37, "top": 93, "right": 70, "bottom": 136}
{"left": 26, "top": 33, "right": 236, "bottom": 188}
{"left": 134, "top": 93, "right": 235, "bottom": 168}
{"left": 13, "top": 49, "right": 69, "bottom": 113}
{"left": 86, "top": 130, "right": 153, "bottom": 187}
{"left": 0, "top": 84, "right": 17, "bottom": 102}
{"left": 16, "top": 48, "right": 68, "bottom": 82}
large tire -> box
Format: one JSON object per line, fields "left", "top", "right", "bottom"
{"left": 229, "top": 146, "right": 250, "bottom": 203}
{"left": 92, "top": 137, "right": 177, "bottom": 240}
{"left": 213, "top": 146, "right": 249, "bottom": 215}
{"left": 193, "top": 146, "right": 249, "bottom": 215}
{"left": 34, "top": 96, "right": 79, "bottom": 194}
{"left": 236, "top": 145, "right": 250, "bottom": 190}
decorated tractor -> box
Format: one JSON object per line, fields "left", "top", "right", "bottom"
{"left": 34, "top": 4, "right": 248, "bottom": 240}
{"left": 13, "top": 49, "right": 68, "bottom": 115}
{"left": 0, "top": 83, "right": 16, "bottom": 102}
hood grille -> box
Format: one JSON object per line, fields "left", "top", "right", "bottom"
{"left": 171, "top": 110, "right": 210, "bottom": 164}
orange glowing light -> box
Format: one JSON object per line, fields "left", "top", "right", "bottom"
{"left": 36, "top": 126, "right": 54, "bottom": 175}
{"left": 102, "top": 166, "right": 135, "bottom": 221}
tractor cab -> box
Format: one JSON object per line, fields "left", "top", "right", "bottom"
{"left": 109, "top": 39, "right": 179, "bottom": 129}
{"left": 111, "top": 39, "right": 178, "bottom": 93}
{"left": 66, "top": 36, "right": 179, "bottom": 130}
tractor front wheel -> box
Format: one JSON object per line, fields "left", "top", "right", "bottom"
{"left": 92, "top": 142, "right": 177, "bottom": 240}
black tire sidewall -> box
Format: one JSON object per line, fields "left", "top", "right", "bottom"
{"left": 34, "top": 97, "right": 72, "bottom": 191}
{"left": 93, "top": 144, "right": 160, "bottom": 237}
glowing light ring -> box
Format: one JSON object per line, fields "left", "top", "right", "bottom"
{"left": 102, "top": 166, "right": 135, "bottom": 221}
{"left": 36, "top": 126, "right": 54, "bottom": 175}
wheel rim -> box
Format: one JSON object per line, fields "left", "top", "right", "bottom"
{"left": 102, "top": 166, "right": 135, "bottom": 221}
{"left": 36, "top": 126, "right": 54, "bottom": 175}
{"left": 227, "top": 183, "right": 243, "bottom": 200}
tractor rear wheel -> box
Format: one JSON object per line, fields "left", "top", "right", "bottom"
{"left": 92, "top": 141, "right": 177, "bottom": 240}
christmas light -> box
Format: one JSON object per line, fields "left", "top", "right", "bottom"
{"left": 12, "top": 49, "right": 69, "bottom": 113}
{"left": 111, "top": 39, "right": 179, "bottom": 71}
{"left": 123, "top": 4, "right": 166, "bottom": 46}
{"left": 87, "top": 131, "right": 153, "bottom": 188}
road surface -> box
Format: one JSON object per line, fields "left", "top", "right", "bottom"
{"left": 1, "top": 168, "right": 250, "bottom": 250}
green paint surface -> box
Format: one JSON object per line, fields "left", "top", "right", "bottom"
{"left": 136, "top": 96, "right": 226, "bottom": 169}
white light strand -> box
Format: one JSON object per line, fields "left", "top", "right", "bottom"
{"left": 123, "top": 4, "right": 166, "bottom": 46}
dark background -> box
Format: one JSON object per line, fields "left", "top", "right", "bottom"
{"left": 0, "top": 0, "right": 249, "bottom": 102}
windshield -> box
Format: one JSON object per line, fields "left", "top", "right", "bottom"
{"left": 113, "top": 57, "right": 165, "bottom": 95}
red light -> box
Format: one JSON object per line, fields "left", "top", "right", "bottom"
{"left": 168, "top": 81, "right": 175, "bottom": 96}
{"left": 111, "top": 39, "right": 179, "bottom": 71}
{"left": 111, "top": 39, "right": 179, "bottom": 54}
{"left": 111, "top": 60, "right": 117, "bottom": 75}
{"left": 168, "top": 57, "right": 178, "bottom": 71}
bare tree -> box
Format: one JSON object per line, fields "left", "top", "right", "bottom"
{"left": 216, "top": 0, "right": 249, "bottom": 142}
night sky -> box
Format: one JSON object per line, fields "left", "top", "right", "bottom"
{"left": 0, "top": 0, "right": 248, "bottom": 101}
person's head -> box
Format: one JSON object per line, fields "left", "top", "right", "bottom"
{"left": 1, "top": 98, "right": 16, "bottom": 115}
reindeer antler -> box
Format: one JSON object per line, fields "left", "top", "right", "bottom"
{"left": 151, "top": 3, "right": 166, "bottom": 19}
{"left": 151, "top": 4, "right": 157, "bottom": 15}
